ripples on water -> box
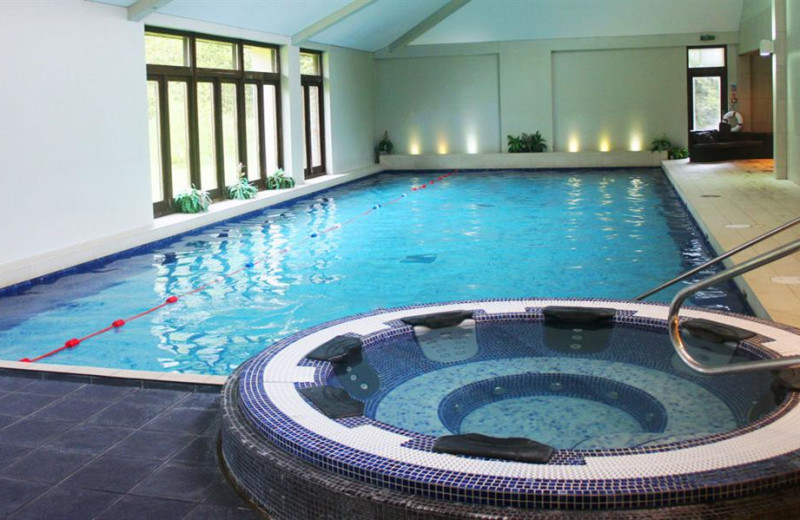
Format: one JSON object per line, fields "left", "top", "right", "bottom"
{"left": 0, "top": 169, "right": 749, "bottom": 373}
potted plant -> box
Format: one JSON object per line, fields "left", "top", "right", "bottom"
{"left": 525, "top": 131, "right": 548, "bottom": 153}
{"left": 508, "top": 131, "right": 548, "bottom": 153}
{"left": 174, "top": 185, "right": 211, "bottom": 213}
{"left": 507, "top": 134, "right": 525, "bottom": 153}
{"left": 266, "top": 168, "right": 295, "bottom": 190}
{"left": 377, "top": 131, "right": 394, "bottom": 155}
{"left": 651, "top": 135, "right": 689, "bottom": 159}
{"left": 227, "top": 163, "right": 258, "bottom": 200}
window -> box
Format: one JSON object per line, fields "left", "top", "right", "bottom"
{"left": 687, "top": 46, "right": 727, "bottom": 132}
{"left": 145, "top": 29, "right": 282, "bottom": 217}
{"left": 300, "top": 50, "right": 325, "bottom": 179}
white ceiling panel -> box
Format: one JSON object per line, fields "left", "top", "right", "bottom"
{"left": 312, "top": 0, "right": 450, "bottom": 51}
{"left": 91, "top": 0, "right": 745, "bottom": 51}
{"left": 413, "top": 0, "right": 745, "bottom": 45}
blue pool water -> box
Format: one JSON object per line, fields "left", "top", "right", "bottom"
{"left": 0, "top": 169, "right": 748, "bottom": 374}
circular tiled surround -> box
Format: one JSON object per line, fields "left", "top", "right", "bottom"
{"left": 221, "top": 299, "right": 800, "bottom": 517}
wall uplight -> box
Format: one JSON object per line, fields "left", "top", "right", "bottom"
{"left": 437, "top": 142, "right": 448, "bottom": 155}
{"left": 409, "top": 141, "right": 421, "bottom": 155}
{"left": 598, "top": 138, "right": 610, "bottom": 152}
{"left": 568, "top": 138, "right": 580, "bottom": 153}
{"left": 466, "top": 134, "right": 478, "bottom": 154}
{"left": 630, "top": 136, "right": 642, "bottom": 152}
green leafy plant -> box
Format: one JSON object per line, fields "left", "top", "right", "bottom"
{"left": 650, "top": 134, "right": 673, "bottom": 153}
{"left": 227, "top": 163, "right": 258, "bottom": 200}
{"left": 174, "top": 185, "right": 211, "bottom": 213}
{"left": 508, "top": 131, "right": 548, "bottom": 153}
{"left": 525, "top": 131, "right": 548, "bottom": 153}
{"left": 377, "top": 131, "right": 394, "bottom": 154}
{"left": 651, "top": 135, "right": 689, "bottom": 159}
{"left": 668, "top": 146, "right": 689, "bottom": 160}
{"left": 507, "top": 134, "right": 525, "bottom": 153}
{"left": 266, "top": 168, "right": 295, "bottom": 190}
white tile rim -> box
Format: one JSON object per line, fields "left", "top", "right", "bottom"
{"left": 258, "top": 298, "right": 800, "bottom": 481}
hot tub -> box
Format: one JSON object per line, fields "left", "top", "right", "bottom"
{"left": 221, "top": 298, "right": 800, "bottom": 518}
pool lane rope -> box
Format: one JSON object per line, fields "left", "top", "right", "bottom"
{"left": 20, "top": 171, "right": 458, "bottom": 364}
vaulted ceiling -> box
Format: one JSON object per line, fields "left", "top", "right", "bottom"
{"left": 94, "top": 0, "right": 745, "bottom": 52}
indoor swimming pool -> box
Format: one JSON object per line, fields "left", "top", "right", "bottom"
{"left": 0, "top": 169, "right": 748, "bottom": 373}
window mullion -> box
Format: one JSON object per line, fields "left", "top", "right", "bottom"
{"left": 213, "top": 80, "right": 225, "bottom": 197}
{"left": 257, "top": 81, "right": 267, "bottom": 187}
{"left": 158, "top": 78, "right": 174, "bottom": 206}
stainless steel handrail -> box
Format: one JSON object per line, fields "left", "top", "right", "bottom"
{"left": 635, "top": 215, "right": 800, "bottom": 301}
{"left": 668, "top": 238, "right": 800, "bottom": 375}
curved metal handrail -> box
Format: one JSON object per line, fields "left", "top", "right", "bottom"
{"left": 668, "top": 239, "right": 800, "bottom": 375}
{"left": 636, "top": 216, "right": 800, "bottom": 301}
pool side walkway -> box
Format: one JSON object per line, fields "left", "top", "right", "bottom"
{"left": 0, "top": 374, "right": 261, "bottom": 519}
{"left": 662, "top": 158, "right": 800, "bottom": 328}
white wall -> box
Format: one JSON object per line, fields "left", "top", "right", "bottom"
{"left": 788, "top": 0, "right": 800, "bottom": 184}
{"left": 552, "top": 48, "right": 687, "bottom": 151}
{"left": 739, "top": 0, "right": 772, "bottom": 54}
{"left": 326, "top": 48, "right": 376, "bottom": 173}
{"left": 374, "top": 32, "right": 739, "bottom": 156}
{"left": 375, "top": 55, "right": 500, "bottom": 155}
{"left": 0, "top": 3, "right": 379, "bottom": 279}
{"left": 0, "top": 0, "right": 152, "bottom": 266}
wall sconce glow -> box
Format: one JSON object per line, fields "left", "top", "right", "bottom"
{"left": 568, "top": 138, "right": 580, "bottom": 153}
{"left": 466, "top": 135, "right": 478, "bottom": 154}
{"left": 759, "top": 39, "right": 774, "bottom": 56}
{"left": 598, "top": 138, "right": 610, "bottom": 152}
{"left": 630, "top": 136, "right": 642, "bottom": 152}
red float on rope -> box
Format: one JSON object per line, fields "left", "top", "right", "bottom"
{"left": 20, "top": 169, "right": 460, "bottom": 364}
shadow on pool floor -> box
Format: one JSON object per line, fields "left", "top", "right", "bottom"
{"left": 0, "top": 374, "right": 263, "bottom": 519}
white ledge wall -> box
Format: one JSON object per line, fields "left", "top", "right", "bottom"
{"left": 0, "top": 1, "right": 377, "bottom": 287}
{"left": 380, "top": 152, "right": 667, "bottom": 170}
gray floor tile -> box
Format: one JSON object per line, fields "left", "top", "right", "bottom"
{"left": 175, "top": 392, "right": 221, "bottom": 410}
{"left": 0, "top": 477, "right": 49, "bottom": 516}
{"left": 8, "top": 485, "right": 120, "bottom": 520}
{"left": 203, "top": 477, "right": 253, "bottom": 508}
{"left": 64, "top": 454, "right": 162, "bottom": 493}
{"left": 0, "top": 413, "right": 19, "bottom": 429}
{"left": 130, "top": 462, "right": 218, "bottom": 502}
{"left": 0, "top": 393, "right": 59, "bottom": 417}
{"left": 0, "top": 418, "right": 74, "bottom": 447}
{"left": 143, "top": 407, "right": 219, "bottom": 434}
{"left": 125, "top": 388, "right": 190, "bottom": 409}
{"left": 0, "top": 448, "right": 94, "bottom": 484}
{"left": 46, "top": 424, "right": 134, "bottom": 454}
{"left": 32, "top": 398, "right": 111, "bottom": 423}
{"left": 68, "top": 384, "right": 135, "bottom": 402}
{"left": 104, "top": 430, "right": 196, "bottom": 461}
{"left": 95, "top": 495, "right": 195, "bottom": 520}
{"left": 17, "top": 380, "right": 84, "bottom": 397}
{"left": 0, "top": 444, "right": 33, "bottom": 471}
{"left": 88, "top": 401, "right": 166, "bottom": 428}
{"left": 0, "top": 378, "right": 35, "bottom": 393}
{"left": 172, "top": 434, "right": 218, "bottom": 466}
{"left": 184, "top": 503, "right": 262, "bottom": 519}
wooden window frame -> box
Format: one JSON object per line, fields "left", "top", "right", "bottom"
{"left": 686, "top": 45, "right": 728, "bottom": 134}
{"left": 146, "top": 27, "right": 283, "bottom": 216}
{"left": 300, "top": 50, "right": 326, "bottom": 179}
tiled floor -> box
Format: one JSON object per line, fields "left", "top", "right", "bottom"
{"left": 663, "top": 158, "right": 800, "bottom": 328}
{"left": 0, "top": 375, "right": 261, "bottom": 519}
